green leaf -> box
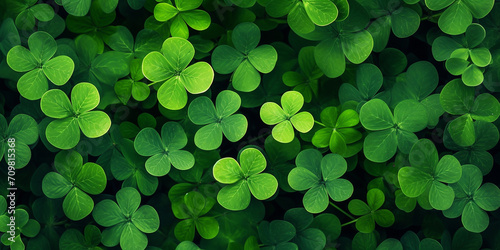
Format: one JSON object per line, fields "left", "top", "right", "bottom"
{"left": 196, "top": 216, "right": 219, "bottom": 239}
{"left": 78, "top": 111, "right": 111, "bottom": 138}
{"left": 303, "top": 184, "right": 329, "bottom": 213}
{"left": 303, "top": 0, "right": 338, "bottom": 26}
{"left": 315, "top": 38, "right": 345, "bottom": 78}
{"left": 71, "top": 82, "right": 100, "bottom": 114}
{"left": 260, "top": 102, "right": 286, "bottom": 125}
{"left": 435, "top": 155, "right": 462, "bottom": 183}
{"left": 17, "top": 68, "right": 48, "bottom": 100}
{"left": 142, "top": 51, "right": 174, "bottom": 82}
{"left": 341, "top": 30, "right": 374, "bottom": 64}
{"left": 42, "top": 56, "right": 74, "bottom": 86}
{"left": 46, "top": 118, "right": 80, "bottom": 149}
{"left": 247, "top": 173, "right": 278, "bottom": 200}
{"left": 290, "top": 111, "right": 314, "bottom": 133}
{"left": 117, "top": 187, "right": 141, "bottom": 217}
{"left": 28, "top": 31, "right": 56, "bottom": 63}
{"left": 157, "top": 77, "right": 188, "bottom": 110}
{"left": 470, "top": 48, "right": 491, "bottom": 67}
{"left": 6, "top": 46, "right": 38, "bottom": 72}
{"left": 180, "top": 62, "right": 214, "bottom": 94}
{"left": 154, "top": 3, "right": 179, "bottom": 22}
{"left": 438, "top": 2, "right": 472, "bottom": 35}
{"left": 448, "top": 115, "right": 475, "bottom": 147}
{"left": 232, "top": 22, "right": 260, "bottom": 54}
{"left": 474, "top": 183, "right": 500, "bottom": 211}
{"left": 394, "top": 100, "right": 428, "bottom": 132}
{"left": 62, "top": 0, "right": 92, "bottom": 16}
{"left": 194, "top": 123, "right": 223, "bottom": 150}
{"left": 75, "top": 163, "right": 106, "bottom": 195}
{"left": 440, "top": 79, "right": 475, "bottom": 115}
{"left": 213, "top": 158, "right": 242, "bottom": 184}
{"left": 272, "top": 120, "right": 295, "bottom": 143}
{"left": 211, "top": 45, "right": 244, "bottom": 74}
{"left": 31, "top": 4, "right": 55, "bottom": 21}
{"left": 93, "top": 200, "right": 126, "bottom": 227}
{"left": 217, "top": 180, "right": 251, "bottom": 211}
{"left": 221, "top": 114, "right": 248, "bottom": 142}
{"left": 429, "top": 181, "right": 455, "bottom": 210}
{"left": 248, "top": 45, "right": 278, "bottom": 74}
{"left": 462, "top": 201, "right": 489, "bottom": 233}
{"left": 134, "top": 128, "right": 164, "bottom": 156}
{"left": 131, "top": 205, "right": 160, "bottom": 233}
{"left": 360, "top": 99, "right": 394, "bottom": 130}
{"left": 363, "top": 129, "right": 397, "bottom": 163}
{"left": 180, "top": 10, "right": 210, "bottom": 31}
{"left": 40, "top": 90, "right": 71, "bottom": 119}
{"left": 232, "top": 59, "right": 261, "bottom": 92}
{"left": 462, "top": 64, "right": 483, "bottom": 87}
{"left": 42, "top": 172, "right": 72, "bottom": 198}
{"left": 391, "top": 7, "right": 420, "bottom": 38}
{"left": 398, "top": 167, "right": 433, "bottom": 197}
{"left": 470, "top": 93, "right": 500, "bottom": 122}
{"left": 120, "top": 223, "right": 148, "bottom": 250}
{"left": 63, "top": 187, "right": 94, "bottom": 221}
{"left": 288, "top": 167, "right": 320, "bottom": 191}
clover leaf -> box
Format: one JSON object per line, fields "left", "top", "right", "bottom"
{"left": 115, "top": 59, "right": 150, "bottom": 104}
{"left": 11, "top": 1, "right": 55, "bottom": 30}
{"left": 283, "top": 208, "right": 327, "bottom": 249}
{"left": 93, "top": 187, "right": 160, "bottom": 250}
{"left": 134, "top": 121, "right": 194, "bottom": 177}
{"left": 439, "top": 79, "right": 500, "bottom": 146}
{"left": 398, "top": 139, "right": 463, "bottom": 210}
{"left": 310, "top": 2, "right": 373, "bottom": 78}
{"left": 260, "top": 91, "right": 314, "bottom": 143}
{"left": 288, "top": 149, "right": 353, "bottom": 213}
{"left": 433, "top": 24, "right": 492, "bottom": 86}
{"left": 153, "top": 0, "right": 211, "bottom": 39}
{"left": 348, "top": 188, "right": 395, "bottom": 233}
{"left": 40, "top": 82, "right": 112, "bottom": 150}
{"left": 213, "top": 148, "right": 278, "bottom": 211}
{"left": 444, "top": 120, "right": 498, "bottom": 175}
{"left": 258, "top": 220, "right": 297, "bottom": 249}
{"left": 59, "top": 225, "right": 102, "bottom": 249}
{"left": 104, "top": 26, "right": 163, "bottom": 59}
{"left": 0, "top": 114, "right": 38, "bottom": 169}
{"left": 61, "top": 0, "right": 92, "bottom": 16}
{"left": 265, "top": 0, "right": 340, "bottom": 34}
{"left": 425, "top": 0, "right": 494, "bottom": 35}
{"left": 0, "top": 207, "right": 40, "bottom": 249}
{"left": 188, "top": 90, "right": 248, "bottom": 150}
{"left": 212, "top": 22, "right": 278, "bottom": 92}
{"left": 360, "top": 98, "right": 428, "bottom": 162}
{"left": 42, "top": 150, "right": 106, "bottom": 221}
{"left": 142, "top": 37, "right": 214, "bottom": 110}
{"left": 172, "top": 191, "right": 219, "bottom": 241}
{"left": 6, "top": 31, "right": 75, "bottom": 100}
{"left": 282, "top": 46, "right": 322, "bottom": 103}
{"left": 443, "top": 164, "right": 500, "bottom": 233}
{"left": 312, "top": 107, "right": 363, "bottom": 157}
{"left": 339, "top": 63, "right": 385, "bottom": 108}
{"left": 111, "top": 138, "right": 159, "bottom": 196}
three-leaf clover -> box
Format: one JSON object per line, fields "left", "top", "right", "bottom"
{"left": 433, "top": 24, "right": 492, "bottom": 86}
{"left": 348, "top": 188, "right": 395, "bottom": 233}
{"left": 360, "top": 99, "right": 428, "bottom": 162}
{"left": 6, "top": 31, "right": 74, "bottom": 100}
{"left": 59, "top": 225, "right": 102, "bottom": 249}
{"left": 40, "top": 82, "right": 112, "bottom": 150}
{"left": 258, "top": 220, "right": 297, "bottom": 249}
{"left": 443, "top": 164, "right": 500, "bottom": 233}
{"left": 0, "top": 205, "right": 40, "bottom": 250}
{"left": 444, "top": 120, "right": 498, "bottom": 175}
{"left": 0, "top": 114, "right": 38, "bottom": 169}
{"left": 42, "top": 150, "right": 107, "bottom": 221}
{"left": 260, "top": 91, "right": 314, "bottom": 143}
{"left": 211, "top": 22, "right": 278, "bottom": 92}
{"left": 398, "top": 139, "right": 462, "bottom": 210}
{"left": 439, "top": 79, "right": 500, "bottom": 146}
{"left": 92, "top": 187, "right": 160, "bottom": 250}
{"left": 339, "top": 63, "right": 385, "bottom": 109}
{"left": 11, "top": 1, "right": 55, "bottom": 30}
{"left": 425, "top": 0, "right": 494, "bottom": 35}
{"left": 153, "top": 0, "right": 211, "bottom": 39}
{"left": 142, "top": 37, "right": 214, "bottom": 110}
{"left": 312, "top": 107, "right": 363, "bottom": 157}
{"left": 172, "top": 191, "right": 219, "bottom": 241}
{"left": 265, "top": 0, "right": 340, "bottom": 34}
{"left": 213, "top": 148, "right": 278, "bottom": 211}
{"left": 188, "top": 90, "right": 248, "bottom": 150}
{"left": 288, "top": 149, "right": 354, "bottom": 213}
{"left": 115, "top": 59, "right": 151, "bottom": 104}
{"left": 282, "top": 46, "right": 322, "bottom": 103}
{"left": 134, "top": 121, "right": 194, "bottom": 177}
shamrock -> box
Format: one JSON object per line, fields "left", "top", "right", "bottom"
{"left": 40, "top": 82, "right": 112, "bottom": 150}
{"left": 258, "top": 220, "right": 297, "bottom": 249}
{"left": 440, "top": 79, "right": 500, "bottom": 146}
{"left": 172, "top": 191, "right": 219, "bottom": 241}
{"left": 433, "top": 24, "right": 493, "bottom": 86}
{"left": 134, "top": 122, "right": 194, "bottom": 177}
{"left": 265, "top": 0, "right": 341, "bottom": 34}
{"left": 93, "top": 187, "right": 160, "bottom": 250}
{"left": 212, "top": 22, "right": 278, "bottom": 92}
{"left": 7, "top": 31, "right": 74, "bottom": 100}
{"left": 348, "top": 188, "right": 395, "bottom": 233}
{"left": 443, "top": 164, "right": 500, "bottom": 233}
{"left": 0, "top": 114, "right": 38, "bottom": 169}
{"left": 188, "top": 90, "right": 248, "bottom": 150}
{"left": 359, "top": 98, "right": 428, "bottom": 162}
{"left": 10, "top": 0, "right": 55, "bottom": 30}
{"left": 398, "top": 139, "right": 462, "bottom": 210}
{"left": 42, "top": 151, "right": 106, "bottom": 221}
{"left": 282, "top": 46, "right": 322, "bottom": 103}
{"left": 425, "top": 0, "right": 494, "bottom": 35}
{"left": 0, "top": 203, "right": 40, "bottom": 250}
{"left": 142, "top": 37, "right": 214, "bottom": 110}
{"left": 288, "top": 149, "right": 354, "bottom": 213}
{"left": 213, "top": 148, "right": 278, "bottom": 211}
{"left": 153, "top": 0, "right": 211, "bottom": 39}
{"left": 59, "top": 225, "right": 102, "bottom": 249}
{"left": 115, "top": 59, "right": 150, "bottom": 105}
{"left": 260, "top": 91, "right": 314, "bottom": 143}
{"left": 312, "top": 107, "right": 363, "bottom": 157}
{"left": 339, "top": 63, "right": 385, "bottom": 109}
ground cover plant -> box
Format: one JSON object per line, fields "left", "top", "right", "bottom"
{"left": 1, "top": 0, "right": 500, "bottom": 249}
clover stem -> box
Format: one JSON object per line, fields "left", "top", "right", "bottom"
{"left": 341, "top": 218, "right": 358, "bottom": 227}
{"left": 329, "top": 202, "right": 355, "bottom": 220}
{"left": 314, "top": 120, "right": 326, "bottom": 127}
{"left": 147, "top": 82, "right": 157, "bottom": 87}
{"left": 420, "top": 12, "right": 443, "bottom": 21}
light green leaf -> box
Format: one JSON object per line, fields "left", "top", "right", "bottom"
{"left": 63, "top": 187, "right": 94, "bottom": 221}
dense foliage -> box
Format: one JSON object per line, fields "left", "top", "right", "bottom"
{"left": 0, "top": 0, "right": 500, "bottom": 249}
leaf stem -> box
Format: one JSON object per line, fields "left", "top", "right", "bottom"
{"left": 341, "top": 218, "right": 358, "bottom": 227}
{"left": 420, "top": 12, "right": 443, "bottom": 21}
{"left": 315, "top": 120, "right": 326, "bottom": 127}
{"left": 329, "top": 202, "right": 355, "bottom": 220}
